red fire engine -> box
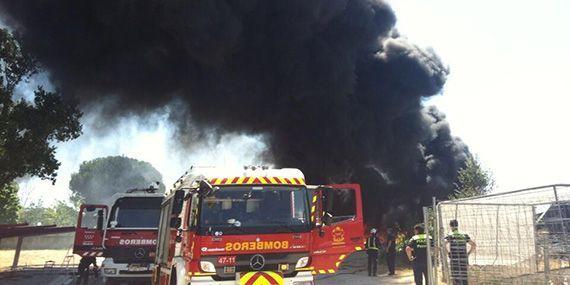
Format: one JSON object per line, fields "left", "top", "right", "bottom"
{"left": 73, "top": 186, "right": 164, "bottom": 284}
{"left": 153, "top": 166, "right": 364, "bottom": 285}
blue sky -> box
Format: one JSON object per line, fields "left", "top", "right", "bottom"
{"left": 388, "top": 0, "right": 570, "bottom": 191}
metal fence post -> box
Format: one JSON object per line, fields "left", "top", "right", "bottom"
{"left": 543, "top": 246, "right": 550, "bottom": 284}
{"left": 532, "top": 205, "right": 539, "bottom": 273}
{"left": 437, "top": 204, "right": 451, "bottom": 285}
{"left": 424, "top": 206, "right": 434, "bottom": 285}
{"left": 432, "top": 197, "right": 439, "bottom": 284}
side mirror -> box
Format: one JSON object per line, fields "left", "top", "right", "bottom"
{"left": 198, "top": 180, "right": 214, "bottom": 197}
{"left": 96, "top": 210, "right": 104, "bottom": 231}
{"left": 110, "top": 220, "right": 118, "bottom": 228}
{"left": 171, "top": 190, "right": 185, "bottom": 215}
{"left": 170, "top": 217, "right": 182, "bottom": 229}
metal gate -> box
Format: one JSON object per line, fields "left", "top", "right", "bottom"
{"left": 424, "top": 184, "right": 570, "bottom": 284}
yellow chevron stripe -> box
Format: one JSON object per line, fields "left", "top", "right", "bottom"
{"left": 299, "top": 178, "right": 306, "bottom": 184}
{"left": 335, "top": 262, "right": 340, "bottom": 267}
{"left": 355, "top": 246, "right": 362, "bottom": 251}
{"left": 245, "top": 177, "right": 255, "bottom": 184}
{"left": 211, "top": 178, "right": 220, "bottom": 185}
{"left": 311, "top": 205, "right": 316, "bottom": 213}
{"left": 339, "top": 254, "right": 346, "bottom": 260}
{"left": 328, "top": 269, "right": 335, "bottom": 274}
{"left": 312, "top": 195, "right": 317, "bottom": 203}
{"left": 259, "top": 177, "right": 268, "bottom": 184}
{"left": 237, "top": 176, "right": 247, "bottom": 184}
{"left": 277, "top": 177, "right": 287, "bottom": 184}
{"left": 268, "top": 177, "right": 278, "bottom": 184}
{"left": 318, "top": 270, "right": 326, "bottom": 274}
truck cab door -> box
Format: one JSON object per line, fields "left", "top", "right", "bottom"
{"left": 73, "top": 204, "right": 107, "bottom": 257}
{"left": 310, "top": 184, "right": 364, "bottom": 274}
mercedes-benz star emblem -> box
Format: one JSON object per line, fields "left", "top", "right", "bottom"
{"left": 134, "top": 248, "right": 146, "bottom": 259}
{"left": 249, "top": 254, "right": 265, "bottom": 270}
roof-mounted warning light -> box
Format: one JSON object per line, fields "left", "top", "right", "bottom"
{"left": 126, "top": 181, "right": 160, "bottom": 193}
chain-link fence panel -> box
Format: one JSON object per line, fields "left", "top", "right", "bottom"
{"left": 426, "top": 185, "right": 570, "bottom": 285}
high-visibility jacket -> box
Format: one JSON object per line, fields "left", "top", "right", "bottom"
{"left": 445, "top": 230, "right": 471, "bottom": 259}
{"left": 407, "top": 234, "right": 433, "bottom": 262}
{"left": 366, "top": 235, "right": 380, "bottom": 252}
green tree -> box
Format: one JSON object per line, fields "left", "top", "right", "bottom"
{"left": 18, "top": 200, "right": 78, "bottom": 226}
{"left": 450, "top": 156, "right": 495, "bottom": 199}
{"left": 69, "top": 156, "right": 165, "bottom": 204}
{"left": 0, "top": 28, "right": 82, "bottom": 189}
{"left": 0, "top": 182, "right": 20, "bottom": 224}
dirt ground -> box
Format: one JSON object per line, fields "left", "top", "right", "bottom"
{"left": 317, "top": 251, "right": 414, "bottom": 285}
{"left": 0, "top": 249, "right": 75, "bottom": 269}
{"left": 0, "top": 250, "right": 415, "bottom": 285}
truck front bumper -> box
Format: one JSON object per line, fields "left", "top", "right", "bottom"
{"left": 101, "top": 258, "right": 155, "bottom": 279}
{"left": 187, "top": 271, "right": 314, "bottom": 285}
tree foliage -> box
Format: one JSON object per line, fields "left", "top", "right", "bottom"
{"left": 0, "top": 182, "right": 20, "bottom": 224}
{"left": 0, "top": 28, "right": 82, "bottom": 189}
{"left": 18, "top": 200, "right": 78, "bottom": 226}
{"left": 450, "top": 156, "right": 495, "bottom": 199}
{"left": 69, "top": 156, "right": 165, "bottom": 204}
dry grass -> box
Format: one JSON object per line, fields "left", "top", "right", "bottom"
{"left": 0, "top": 249, "right": 74, "bottom": 270}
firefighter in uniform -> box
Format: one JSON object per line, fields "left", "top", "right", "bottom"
{"left": 77, "top": 256, "right": 98, "bottom": 284}
{"left": 365, "top": 228, "right": 380, "bottom": 276}
{"left": 406, "top": 224, "right": 432, "bottom": 285}
{"left": 445, "top": 219, "right": 476, "bottom": 285}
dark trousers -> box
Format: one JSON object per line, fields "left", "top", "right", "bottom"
{"left": 412, "top": 261, "right": 428, "bottom": 285}
{"left": 386, "top": 252, "right": 396, "bottom": 274}
{"left": 367, "top": 251, "right": 378, "bottom": 276}
{"left": 450, "top": 258, "right": 469, "bottom": 285}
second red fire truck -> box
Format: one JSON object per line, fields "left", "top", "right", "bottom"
{"left": 73, "top": 186, "right": 163, "bottom": 284}
{"left": 153, "top": 166, "right": 365, "bottom": 285}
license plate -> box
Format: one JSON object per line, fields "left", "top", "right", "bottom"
{"left": 217, "top": 256, "right": 236, "bottom": 266}
{"left": 128, "top": 264, "right": 148, "bottom": 272}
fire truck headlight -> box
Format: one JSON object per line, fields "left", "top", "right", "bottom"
{"left": 103, "top": 268, "right": 117, "bottom": 275}
{"left": 200, "top": 261, "right": 216, "bottom": 273}
{"left": 295, "top": 257, "right": 309, "bottom": 268}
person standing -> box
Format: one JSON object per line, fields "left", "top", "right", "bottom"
{"left": 445, "top": 219, "right": 476, "bottom": 285}
{"left": 386, "top": 228, "right": 396, "bottom": 275}
{"left": 406, "top": 224, "right": 432, "bottom": 285}
{"left": 77, "top": 256, "right": 98, "bottom": 284}
{"left": 365, "top": 228, "right": 380, "bottom": 276}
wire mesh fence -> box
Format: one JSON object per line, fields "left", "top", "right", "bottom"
{"left": 425, "top": 184, "right": 570, "bottom": 284}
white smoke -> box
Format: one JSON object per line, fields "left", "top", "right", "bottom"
{"left": 17, "top": 101, "right": 269, "bottom": 206}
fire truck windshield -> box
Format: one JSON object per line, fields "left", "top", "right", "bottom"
{"left": 198, "top": 186, "right": 310, "bottom": 235}
{"left": 108, "top": 197, "right": 162, "bottom": 229}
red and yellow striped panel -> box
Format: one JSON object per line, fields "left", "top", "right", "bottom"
{"left": 209, "top": 177, "right": 305, "bottom": 186}
{"left": 240, "top": 271, "right": 283, "bottom": 285}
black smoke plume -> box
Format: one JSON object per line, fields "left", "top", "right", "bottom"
{"left": 0, "top": 0, "right": 469, "bottom": 225}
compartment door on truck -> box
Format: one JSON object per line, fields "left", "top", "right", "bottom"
{"left": 310, "top": 184, "right": 364, "bottom": 274}
{"left": 73, "top": 204, "right": 108, "bottom": 257}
